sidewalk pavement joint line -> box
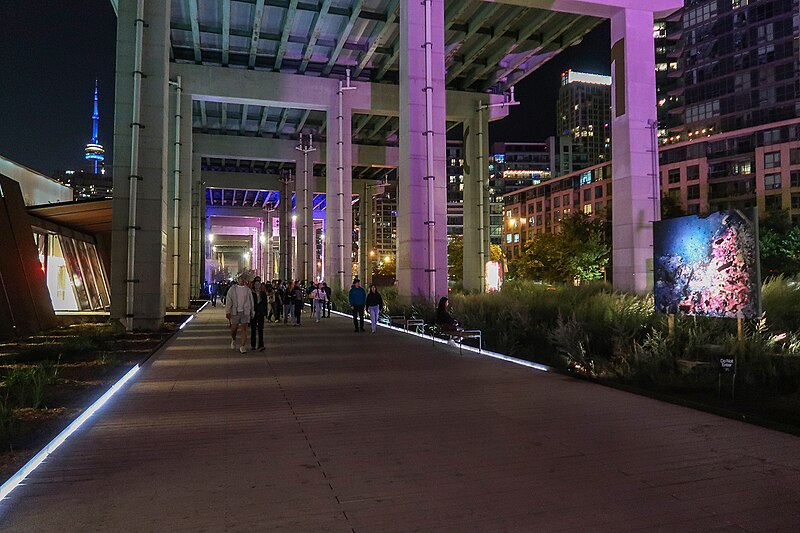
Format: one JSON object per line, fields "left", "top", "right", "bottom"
{"left": 0, "top": 364, "right": 141, "bottom": 502}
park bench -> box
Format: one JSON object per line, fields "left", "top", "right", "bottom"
{"left": 435, "top": 328, "right": 482, "bottom": 354}
{"left": 389, "top": 315, "right": 425, "bottom": 333}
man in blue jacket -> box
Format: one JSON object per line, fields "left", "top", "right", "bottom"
{"left": 348, "top": 278, "right": 367, "bottom": 332}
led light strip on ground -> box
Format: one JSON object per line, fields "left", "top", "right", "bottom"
{"left": 330, "top": 309, "right": 550, "bottom": 373}
{"left": 179, "top": 300, "right": 209, "bottom": 330}
{"left": 0, "top": 301, "right": 210, "bottom": 502}
{"left": 0, "top": 364, "right": 140, "bottom": 502}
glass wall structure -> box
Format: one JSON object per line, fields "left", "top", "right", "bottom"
{"left": 34, "top": 233, "right": 110, "bottom": 311}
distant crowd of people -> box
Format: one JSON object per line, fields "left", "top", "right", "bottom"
{"left": 217, "top": 275, "right": 335, "bottom": 353}
{"left": 212, "top": 274, "right": 463, "bottom": 352}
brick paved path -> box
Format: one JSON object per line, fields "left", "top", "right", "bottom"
{"left": 1, "top": 305, "right": 798, "bottom": 531}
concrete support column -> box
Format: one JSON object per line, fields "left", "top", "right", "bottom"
{"left": 296, "top": 149, "right": 317, "bottom": 282}
{"left": 463, "top": 107, "right": 490, "bottom": 293}
{"left": 610, "top": 8, "right": 659, "bottom": 292}
{"left": 261, "top": 213, "right": 269, "bottom": 281}
{"left": 205, "top": 215, "right": 212, "bottom": 283}
{"left": 177, "top": 93, "right": 193, "bottom": 307}
{"left": 355, "top": 181, "right": 369, "bottom": 283}
{"left": 279, "top": 176, "right": 294, "bottom": 280}
{"left": 397, "top": 0, "right": 448, "bottom": 301}
{"left": 110, "top": 0, "right": 171, "bottom": 329}
{"left": 325, "top": 106, "right": 353, "bottom": 291}
{"left": 190, "top": 154, "right": 203, "bottom": 296}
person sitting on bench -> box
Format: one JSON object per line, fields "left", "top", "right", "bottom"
{"left": 436, "top": 297, "right": 461, "bottom": 333}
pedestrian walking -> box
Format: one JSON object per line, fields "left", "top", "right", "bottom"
{"left": 250, "top": 277, "right": 267, "bottom": 351}
{"left": 283, "top": 281, "right": 295, "bottom": 324}
{"left": 292, "top": 281, "right": 305, "bottom": 325}
{"left": 220, "top": 279, "right": 230, "bottom": 305}
{"left": 225, "top": 273, "right": 253, "bottom": 353}
{"left": 210, "top": 280, "right": 218, "bottom": 307}
{"left": 365, "top": 284, "right": 384, "bottom": 333}
{"left": 265, "top": 283, "right": 277, "bottom": 323}
{"left": 311, "top": 282, "right": 328, "bottom": 322}
{"left": 349, "top": 278, "right": 367, "bottom": 332}
{"left": 274, "top": 280, "right": 285, "bottom": 323}
{"left": 323, "top": 282, "right": 332, "bottom": 317}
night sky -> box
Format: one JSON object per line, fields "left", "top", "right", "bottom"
{"left": 0, "top": 1, "right": 609, "bottom": 176}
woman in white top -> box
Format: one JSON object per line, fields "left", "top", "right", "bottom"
{"left": 311, "top": 282, "right": 328, "bottom": 322}
{"left": 225, "top": 273, "right": 254, "bottom": 353}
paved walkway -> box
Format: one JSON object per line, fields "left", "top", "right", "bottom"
{"left": 1, "top": 305, "right": 799, "bottom": 531}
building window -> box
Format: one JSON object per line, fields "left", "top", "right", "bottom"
{"left": 791, "top": 171, "right": 800, "bottom": 188}
{"left": 514, "top": 234, "right": 520, "bottom": 243}
{"left": 686, "top": 165, "right": 700, "bottom": 181}
{"left": 687, "top": 185, "right": 700, "bottom": 200}
{"left": 790, "top": 148, "right": 800, "bottom": 166}
{"left": 764, "top": 151, "right": 781, "bottom": 169}
{"left": 765, "top": 195, "right": 782, "bottom": 211}
{"left": 583, "top": 204, "right": 592, "bottom": 215}
{"left": 554, "top": 211, "right": 561, "bottom": 222}
{"left": 684, "top": 2, "right": 716, "bottom": 28}
{"left": 764, "top": 173, "right": 781, "bottom": 189}
{"left": 536, "top": 215, "right": 542, "bottom": 226}
{"left": 606, "top": 183, "right": 612, "bottom": 196}
{"left": 583, "top": 189, "right": 591, "bottom": 201}
{"left": 686, "top": 100, "right": 720, "bottom": 124}
{"left": 668, "top": 188, "right": 681, "bottom": 200}
{"left": 553, "top": 197, "right": 561, "bottom": 208}
{"left": 667, "top": 168, "right": 681, "bottom": 184}
{"left": 594, "top": 186, "right": 603, "bottom": 198}
{"left": 506, "top": 234, "right": 512, "bottom": 244}
{"left": 792, "top": 193, "right": 800, "bottom": 210}
{"left": 563, "top": 194, "right": 570, "bottom": 206}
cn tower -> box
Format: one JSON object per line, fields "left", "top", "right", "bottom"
{"left": 84, "top": 80, "right": 105, "bottom": 174}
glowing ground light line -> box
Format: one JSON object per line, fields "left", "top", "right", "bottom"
{"left": 0, "top": 301, "right": 209, "bottom": 501}
{"left": 0, "top": 364, "right": 141, "bottom": 502}
{"left": 179, "top": 301, "right": 210, "bottom": 330}
{"left": 330, "top": 310, "right": 550, "bottom": 373}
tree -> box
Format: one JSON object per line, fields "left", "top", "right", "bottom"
{"left": 661, "top": 193, "right": 685, "bottom": 219}
{"left": 759, "top": 210, "right": 800, "bottom": 278}
{"left": 447, "top": 236, "right": 463, "bottom": 282}
{"left": 509, "top": 212, "right": 610, "bottom": 284}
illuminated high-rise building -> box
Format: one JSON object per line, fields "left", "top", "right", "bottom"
{"left": 556, "top": 70, "right": 612, "bottom": 175}
{"left": 83, "top": 81, "right": 105, "bottom": 174}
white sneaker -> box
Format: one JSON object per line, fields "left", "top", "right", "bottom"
{"left": 239, "top": 346, "right": 247, "bottom": 354}
{"left": 230, "top": 340, "right": 236, "bottom": 350}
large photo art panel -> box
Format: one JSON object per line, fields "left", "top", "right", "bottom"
{"left": 653, "top": 209, "right": 760, "bottom": 319}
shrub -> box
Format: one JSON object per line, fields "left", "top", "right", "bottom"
{"left": 762, "top": 277, "right": 800, "bottom": 333}
{"left": 0, "top": 391, "right": 14, "bottom": 451}
{"left": 4, "top": 362, "right": 59, "bottom": 408}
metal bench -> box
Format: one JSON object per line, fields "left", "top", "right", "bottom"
{"left": 389, "top": 316, "right": 425, "bottom": 333}
{"left": 439, "top": 328, "right": 482, "bottom": 354}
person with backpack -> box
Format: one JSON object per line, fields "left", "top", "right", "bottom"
{"left": 282, "top": 281, "right": 294, "bottom": 324}
{"left": 348, "top": 278, "right": 367, "bottom": 332}
{"left": 291, "top": 281, "right": 305, "bottom": 325}
{"left": 323, "top": 282, "right": 332, "bottom": 317}
{"left": 250, "top": 277, "right": 267, "bottom": 351}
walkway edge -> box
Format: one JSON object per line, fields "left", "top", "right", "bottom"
{"left": 0, "top": 302, "right": 210, "bottom": 502}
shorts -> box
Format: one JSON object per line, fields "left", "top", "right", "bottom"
{"left": 229, "top": 313, "right": 250, "bottom": 325}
